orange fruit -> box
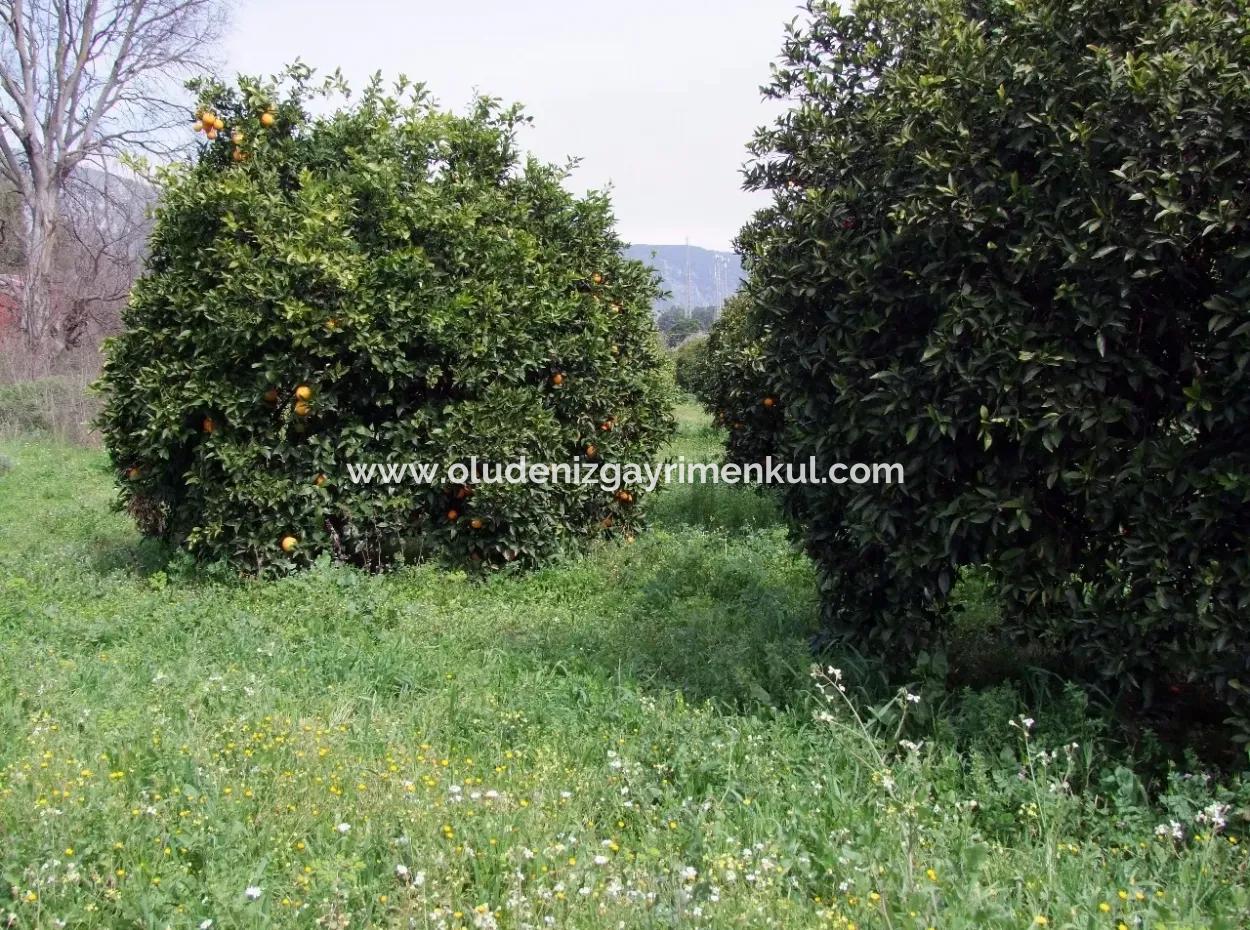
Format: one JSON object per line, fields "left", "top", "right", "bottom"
{"left": 551, "top": 372, "right": 564, "bottom": 386}
{"left": 201, "top": 417, "right": 216, "bottom": 433}
{"left": 260, "top": 111, "right": 275, "bottom": 127}
{"left": 447, "top": 509, "right": 459, "bottom": 521}
{"left": 314, "top": 473, "right": 327, "bottom": 487}
{"left": 294, "top": 384, "right": 313, "bottom": 401}
{"left": 469, "top": 518, "right": 483, "bottom": 530}
{"left": 585, "top": 444, "right": 597, "bottom": 457}
{"left": 280, "top": 535, "right": 298, "bottom": 553}
{"left": 293, "top": 400, "right": 311, "bottom": 417}
{"left": 762, "top": 396, "right": 775, "bottom": 408}
{"left": 615, "top": 490, "right": 632, "bottom": 503}
{"left": 262, "top": 388, "right": 279, "bottom": 405}
{"left": 232, "top": 148, "right": 245, "bottom": 163}
{"left": 231, "top": 131, "right": 244, "bottom": 144}
{"left": 206, "top": 128, "right": 218, "bottom": 140}
{"left": 591, "top": 273, "right": 604, "bottom": 285}
{"left": 600, "top": 419, "right": 614, "bottom": 432}
{"left": 192, "top": 120, "right": 204, "bottom": 133}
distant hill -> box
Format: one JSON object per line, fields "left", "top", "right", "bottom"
{"left": 625, "top": 244, "right": 743, "bottom": 310}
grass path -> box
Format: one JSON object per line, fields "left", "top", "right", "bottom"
{"left": 1, "top": 410, "right": 1247, "bottom": 929}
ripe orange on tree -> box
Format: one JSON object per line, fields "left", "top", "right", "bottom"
{"left": 201, "top": 416, "right": 216, "bottom": 433}
{"left": 294, "top": 384, "right": 313, "bottom": 401}
{"left": 293, "top": 400, "right": 311, "bottom": 417}
{"left": 260, "top": 111, "right": 275, "bottom": 127}
{"left": 469, "top": 517, "right": 483, "bottom": 530}
{"left": 762, "top": 396, "right": 776, "bottom": 408}
{"left": 551, "top": 372, "right": 564, "bottom": 386}
{"left": 314, "top": 473, "right": 327, "bottom": 487}
{"left": 447, "top": 508, "right": 459, "bottom": 521}
{"left": 280, "top": 535, "right": 298, "bottom": 553}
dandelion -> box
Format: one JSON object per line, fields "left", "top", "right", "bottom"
{"left": 681, "top": 866, "right": 698, "bottom": 882}
{"left": 336, "top": 822, "right": 351, "bottom": 834}
{"left": 244, "top": 886, "right": 262, "bottom": 901}
{"left": 1033, "top": 917, "right": 1048, "bottom": 926}
{"left": 594, "top": 855, "right": 609, "bottom": 866}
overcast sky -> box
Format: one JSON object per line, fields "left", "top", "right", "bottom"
{"left": 222, "top": 0, "right": 802, "bottom": 251}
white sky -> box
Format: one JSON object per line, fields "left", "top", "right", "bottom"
{"left": 222, "top": 0, "right": 801, "bottom": 251}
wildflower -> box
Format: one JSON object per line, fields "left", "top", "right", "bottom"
{"left": 336, "top": 822, "right": 351, "bottom": 834}
{"left": 905, "top": 692, "right": 921, "bottom": 704}
{"left": 925, "top": 868, "right": 938, "bottom": 882}
{"left": 1034, "top": 917, "right": 1048, "bottom": 926}
{"left": 395, "top": 864, "right": 410, "bottom": 881}
{"left": 244, "top": 886, "right": 262, "bottom": 901}
{"left": 681, "top": 866, "right": 698, "bottom": 882}
{"left": 1098, "top": 902, "right": 1110, "bottom": 913}
{"left": 199, "top": 921, "right": 214, "bottom": 930}
{"left": 594, "top": 855, "right": 609, "bottom": 866}
{"left": 1197, "top": 802, "right": 1229, "bottom": 833}
{"left": 1155, "top": 821, "right": 1184, "bottom": 841}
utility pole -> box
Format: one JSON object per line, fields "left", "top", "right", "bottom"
{"left": 684, "top": 237, "right": 693, "bottom": 318}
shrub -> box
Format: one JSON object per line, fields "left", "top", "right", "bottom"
{"left": 740, "top": 1, "right": 1250, "bottom": 724}
{"left": 696, "top": 294, "right": 783, "bottom": 469}
{"left": 98, "top": 68, "right": 675, "bottom": 573}
{"left": 671, "top": 334, "right": 710, "bottom": 396}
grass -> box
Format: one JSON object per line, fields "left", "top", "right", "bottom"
{"left": 1, "top": 407, "right": 1248, "bottom": 929}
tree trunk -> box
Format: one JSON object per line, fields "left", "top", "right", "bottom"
{"left": 20, "top": 191, "right": 59, "bottom": 373}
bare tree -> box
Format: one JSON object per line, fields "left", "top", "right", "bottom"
{"left": 0, "top": 0, "right": 224, "bottom": 370}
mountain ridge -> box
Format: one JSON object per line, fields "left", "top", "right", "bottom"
{"left": 624, "top": 243, "right": 743, "bottom": 310}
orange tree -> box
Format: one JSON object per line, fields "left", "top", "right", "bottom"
{"left": 741, "top": 0, "right": 1250, "bottom": 726}
{"left": 694, "top": 294, "right": 784, "bottom": 470}
{"left": 99, "top": 68, "right": 675, "bottom": 573}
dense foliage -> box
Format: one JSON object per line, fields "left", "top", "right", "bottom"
{"left": 671, "top": 334, "right": 709, "bottom": 395}
{"left": 739, "top": 0, "right": 1250, "bottom": 725}
{"left": 695, "top": 295, "right": 783, "bottom": 468}
{"left": 99, "top": 69, "right": 674, "bottom": 573}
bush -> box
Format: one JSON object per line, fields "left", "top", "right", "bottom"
{"left": 671, "top": 334, "right": 710, "bottom": 396}
{"left": 696, "top": 294, "right": 783, "bottom": 469}
{"left": 740, "top": 1, "right": 1250, "bottom": 724}
{"left": 98, "top": 68, "right": 675, "bottom": 573}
